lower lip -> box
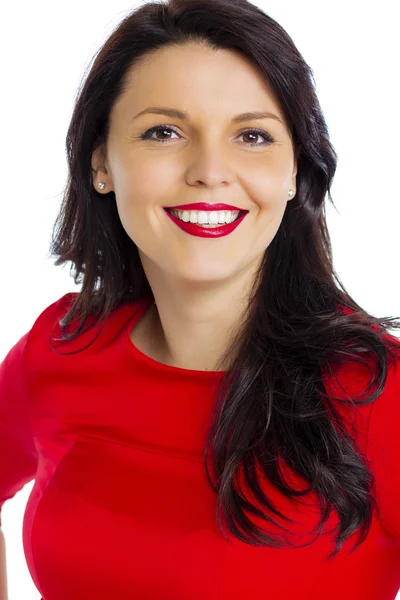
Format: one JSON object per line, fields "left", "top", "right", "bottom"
{"left": 163, "top": 210, "right": 248, "bottom": 238}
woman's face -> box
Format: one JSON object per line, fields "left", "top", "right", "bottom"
{"left": 92, "top": 42, "right": 297, "bottom": 289}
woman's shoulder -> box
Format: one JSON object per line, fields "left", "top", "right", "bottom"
{"left": 321, "top": 330, "right": 400, "bottom": 540}
{"left": 27, "top": 292, "right": 149, "bottom": 338}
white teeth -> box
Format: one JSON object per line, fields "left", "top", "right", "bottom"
{"left": 170, "top": 209, "right": 240, "bottom": 224}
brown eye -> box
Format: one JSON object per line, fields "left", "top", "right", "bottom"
{"left": 139, "top": 125, "right": 275, "bottom": 146}
{"left": 140, "top": 126, "right": 179, "bottom": 142}
{"left": 237, "top": 129, "right": 275, "bottom": 146}
{"left": 242, "top": 132, "right": 258, "bottom": 144}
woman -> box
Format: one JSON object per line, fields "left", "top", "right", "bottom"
{"left": 1, "top": 0, "right": 400, "bottom": 598}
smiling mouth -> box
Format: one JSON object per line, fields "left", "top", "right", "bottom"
{"left": 164, "top": 208, "right": 247, "bottom": 220}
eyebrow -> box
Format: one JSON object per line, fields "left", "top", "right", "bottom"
{"left": 132, "top": 107, "right": 283, "bottom": 125}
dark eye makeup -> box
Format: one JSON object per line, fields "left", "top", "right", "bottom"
{"left": 138, "top": 124, "right": 275, "bottom": 147}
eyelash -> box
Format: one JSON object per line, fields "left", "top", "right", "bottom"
{"left": 138, "top": 125, "right": 275, "bottom": 147}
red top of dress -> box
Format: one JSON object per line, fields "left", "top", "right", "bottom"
{"left": 1, "top": 292, "right": 400, "bottom": 599}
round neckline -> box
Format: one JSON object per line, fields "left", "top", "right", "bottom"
{"left": 124, "top": 296, "right": 226, "bottom": 377}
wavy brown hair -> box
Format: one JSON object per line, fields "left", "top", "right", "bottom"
{"left": 48, "top": 0, "right": 400, "bottom": 560}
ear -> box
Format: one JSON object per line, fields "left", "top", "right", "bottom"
{"left": 293, "top": 145, "right": 300, "bottom": 178}
{"left": 91, "top": 145, "right": 114, "bottom": 193}
{"left": 289, "top": 147, "right": 299, "bottom": 200}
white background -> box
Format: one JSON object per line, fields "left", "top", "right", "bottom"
{"left": 1, "top": 1, "right": 399, "bottom": 598}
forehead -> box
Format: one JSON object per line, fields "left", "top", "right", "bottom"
{"left": 115, "top": 42, "right": 287, "bottom": 127}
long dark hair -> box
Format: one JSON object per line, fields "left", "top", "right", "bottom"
{"left": 48, "top": 0, "right": 400, "bottom": 560}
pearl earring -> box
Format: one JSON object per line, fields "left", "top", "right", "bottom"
{"left": 288, "top": 189, "right": 294, "bottom": 197}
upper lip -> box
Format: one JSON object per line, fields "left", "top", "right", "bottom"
{"left": 164, "top": 203, "right": 248, "bottom": 212}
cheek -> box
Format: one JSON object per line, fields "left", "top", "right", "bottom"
{"left": 110, "top": 144, "right": 177, "bottom": 197}
{"left": 243, "top": 159, "right": 292, "bottom": 209}
{"left": 124, "top": 162, "right": 180, "bottom": 209}
{"left": 114, "top": 201, "right": 155, "bottom": 256}
{"left": 247, "top": 179, "right": 289, "bottom": 212}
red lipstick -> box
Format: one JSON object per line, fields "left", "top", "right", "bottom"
{"left": 163, "top": 207, "right": 248, "bottom": 238}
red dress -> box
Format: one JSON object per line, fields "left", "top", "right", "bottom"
{"left": 1, "top": 292, "right": 400, "bottom": 599}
